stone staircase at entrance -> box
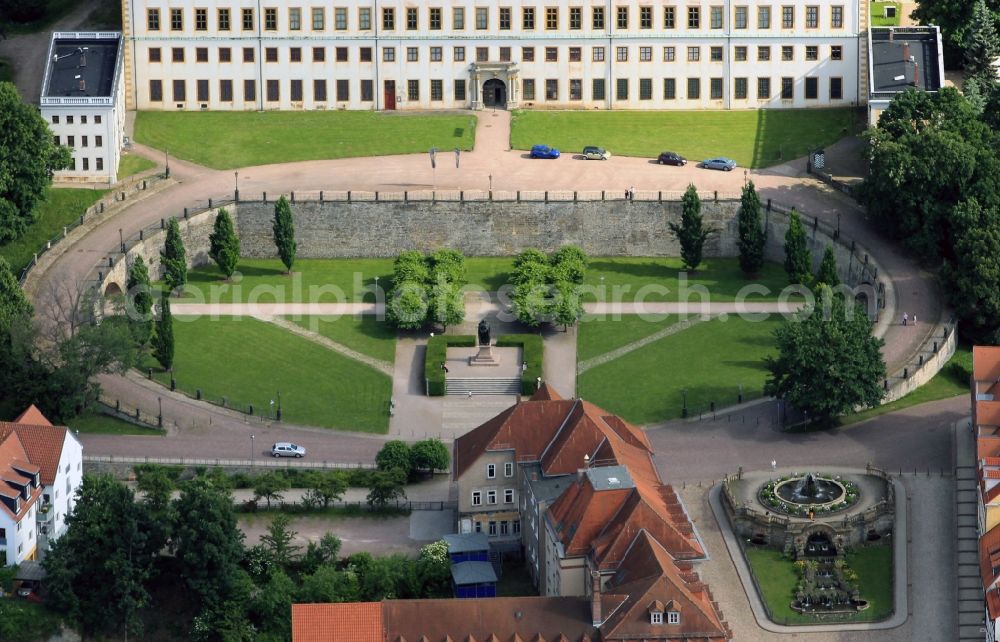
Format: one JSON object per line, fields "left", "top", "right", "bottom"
{"left": 445, "top": 377, "right": 521, "bottom": 396}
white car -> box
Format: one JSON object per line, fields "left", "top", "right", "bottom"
{"left": 271, "top": 442, "right": 306, "bottom": 458}
{"left": 582, "top": 146, "right": 611, "bottom": 160}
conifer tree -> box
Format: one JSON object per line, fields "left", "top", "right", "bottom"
{"left": 783, "top": 209, "right": 812, "bottom": 286}
{"left": 737, "top": 181, "right": 766, "bottom": 277}
{"left": 815, "top": 245, "right": 840, "bottom": 288}
{"left": 272, "top": 196, "right": 297, "bottom": 272}
{"left": 209, "top": 208, "right": 241, "bottom": 278}
{"left": 152, "top": 294, "right": 174, "bottom": 370}
{"left": 126, "top": 256, "right": 154, "bottom": 344}
{"left": 669, "top": 185, "right": 715, "bottom": 271}
{"left": 160, "top": 219, "right": 187, "bottom": 294}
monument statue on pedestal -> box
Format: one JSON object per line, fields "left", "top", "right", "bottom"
{"left": 471, "top": 319, "right": 498, "bottom": 366}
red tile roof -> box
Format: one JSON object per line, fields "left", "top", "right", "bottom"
{"left": 531, "top": 383, "right": 563, "bottom": 401}
{"left": 989, "top": 587, "right": 1000, "bottom": 620}
{"left": 975, "top": 346, "right": 1000, "bottom": 382}
{"left": 0, "top": 431, "right": 44, "bottom": 522}
{"left": 382, "top": 596, "right": 598, "bottom": 642}
{"left": 982, "top": 524, "right": 1000, "bottom": 593}
{"left": 291, "top": 603, "right": 383, "bottom": 642}
{"left": 977, "top": 402, "right": 1000, "bottom": 430}
{"left": 981, "top": 437, "right": 1000, "bottom": 460}
{"left": 0, "top": 420, "right": 69, "bottom": 486}
{"left": 13, "top": 405, "right": 52, "bottom": 426}
{"left": 599, "top": 531, "right": 729, "bottom": 641}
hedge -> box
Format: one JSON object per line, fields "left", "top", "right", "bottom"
{"left": 425, "top": 335, "right": 476, "bottom": 395}
{"left": 496, "top": 334, "right": 544, "bottom": 395}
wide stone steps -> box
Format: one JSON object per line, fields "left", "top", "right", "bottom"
{"left": 446, "top": 377, "right": 521, "bottom": 396}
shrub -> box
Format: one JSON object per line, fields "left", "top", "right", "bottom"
{"left": 496, "top": 334, "right": 544, "bottom": 394}
{"left": 425, "top": 335, "right": 476, "bottom": 395}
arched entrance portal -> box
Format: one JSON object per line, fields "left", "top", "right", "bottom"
{"left": 483, "top": 79, "right": 507, "bottom": 109}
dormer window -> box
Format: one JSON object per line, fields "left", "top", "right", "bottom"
{"left": 668, "top": 611, "right": 681, "bottom": 624}
{"left": 650, "top": 611, "right": 663, "bottom": 624}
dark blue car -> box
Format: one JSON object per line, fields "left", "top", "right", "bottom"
{"left": 530, "top": 144, "right": 561, "bottom": 159}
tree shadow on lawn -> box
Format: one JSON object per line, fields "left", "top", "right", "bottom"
{"left": 588, "top": 259, "right": 670, "bottom": 280}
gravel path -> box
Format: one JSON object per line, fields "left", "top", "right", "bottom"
{"left": 262, "top": 315, "right": 393, "bottom": 376}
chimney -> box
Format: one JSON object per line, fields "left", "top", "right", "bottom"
{"left": 590, "top": 571, "right": 602, "bottom": 626}
{"left": 902, "top": 43, "right": 909, "bottom": 61}
{"left": 78, "top": 78, "right": 86, "bottom": 91}
{"left": 913, "top": 61, "right": 920, "bottom": 87}
{"left": 577, "top": 454, "right": 590, "bottom": 480}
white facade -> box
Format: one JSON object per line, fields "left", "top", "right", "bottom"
{"left": 41, "top": 32, "right": 127, "bottom": 184}
{"left": 123, "top": 0, "right": 865, "bottom": 112}
{"left": 0, "top": 493, "right": 41, "bottom": 567}
{"left": 39, "top": 431, "right": 84, "bottom": 546}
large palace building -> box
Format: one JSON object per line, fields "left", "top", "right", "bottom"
{"left": 121, "top": 0, "right": 868, "bottom": 112}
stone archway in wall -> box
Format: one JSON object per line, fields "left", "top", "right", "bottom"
{"left": 104, "top": 281, "right": 124, "bottom": 298}
{"left": 483, "top": 79, "right": 507, "bottom": 109}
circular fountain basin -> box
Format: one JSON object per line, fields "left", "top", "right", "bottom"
{"left": 774, "top": 476, "right": 846, "bottom": 507}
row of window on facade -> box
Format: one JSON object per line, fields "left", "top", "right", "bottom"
{"left": 146, "top": 4, "right": 846, "bottom": 34}
{"left": 148, "top": 43, "right": 845, "bottom": 65}
{"left": 471, "top": 488, "right": 517, "bottom": 506}
{"left": 148, "top": 75, "right": 845, "bottom": 103}
{"left": 49, "top": 114, "right": 104, "bottom": 125}
{"left": 63, "top": 157, "right": 106, "bottom": 172}
{"left": 474, "top": 518, "right": 521, "bottom": 537}
{"left": 53, "top": 134, "right": 105, "bottom": 148}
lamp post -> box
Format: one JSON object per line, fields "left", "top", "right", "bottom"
{"left": 277, "top": 390, "right": 281, "bottom": 421}
{"left": 157, "top": 397, "right": 162, "bottom": 427}
{"left": 250, "top": 434, "right": 255, "bottom": 465}
{"left": 119, "top": 227, "right": 125, "bottom": 253}
{"left": 164, "top": 152, "right": 170, "bottom": 178}
{"left": 488, "top": 173, "right": 493, "bottom": 192}
{"left": 234, "top": 170, "right": 239, "bottom": 202}
{"left": 836, "top": 213, "right": 841, "bottom": 239}
{"left": 681, "top": 389, "right": 688, "bottom": 419}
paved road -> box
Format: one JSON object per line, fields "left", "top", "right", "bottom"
{"left": 28, "top": 109, "right": 942, "bottom": 461}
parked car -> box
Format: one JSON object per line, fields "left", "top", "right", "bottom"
{"left": 271, "top": 442, "right": 306, "bottom": 458}
{"left": 700, "top": 157, "right": 737, "bottom": 171}
{"left": 529, "top": 144, "right": 561, "bottom": 159}
{"left": 657, "top": 151, "right": 687, "bottom": 166}
{"left": 582, "top": 146, "right": 611, "bottom": 160}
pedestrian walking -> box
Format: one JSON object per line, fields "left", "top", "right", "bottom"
{"left": 629, "top": 186, "right": 636, "bottom": 201}
{"left": 467, "top": 390, "right": 472, "bottom": 399}
{"left": 912, "top": 314, "right": 917, "bottom": 326}
{"left": 902, "top": 313, "right": 908, "bottom": 326}
{"left": 770, "top": 459, "right": 777, "bottom": 471}
{"left": 441, "top": 362, "right": 449, "bottom": 373}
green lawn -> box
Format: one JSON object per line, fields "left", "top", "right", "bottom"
{"left": 871, "top": 2, "right": 902, "bottom": 26}
{"left": 841, "top": 343, "right": 972, "bottom": 425}
{"left": 745, "top": 546, "right": 893, "bottom": 625}
{"left": 177, "top": 257, "right": 790, "bottom": 305}
{"left": 134, "top": 111, "right": 477, "bottom": 169}
{"left": 288, "top": 315, "right": 397, "bottom": 363}
{"left": 70, "top": 412, "right": 165, "bottom": 436}
{"left": 510, "top": 108, "right": 862, "bottom": 168}
{"left": 0, "top": 187, "right": 108, "bottom": 274}
{"left": 582, "top": 257, "right": 793, "bottom": 303}
{"left": 117, "top": 153, "right": 157, "bottom": 180}
{"left": 144, "top": 316, "right": 391, "bottom": 432}
{"left": 577, "top": 314, "right": 679, "bottom": 362}
{"left": 578, "top": 316, "right": 780, "bottom": 424}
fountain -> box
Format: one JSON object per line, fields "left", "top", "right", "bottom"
{"left": 776, "top": 473, "right": 845, "bottom": 505}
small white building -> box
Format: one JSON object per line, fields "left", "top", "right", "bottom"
{"left": 866, "top": 26, "right": 945, "bottom": 125}
{"left": 0, "top": 406, "right": 84, "bottom": 565}
{"left": 41, "top": 31, "right": 127, "bottom": 184}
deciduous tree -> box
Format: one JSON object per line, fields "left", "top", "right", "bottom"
{"left": 737, "top": 180, "right": 766, "bottom": 277}
{"left": 669, "top": 185, "right": 714, "bottom": 271}
{"left": 252, "top": 471, "right": 290, "bottom": 509}
{"left": 260, "top": 513, "right": 302, "bottom": 569}
{"left": 764, "top": 289, "right": 886, "bottom": 422}
{"left": 410, "top": 439, "right": 450, "bottom": 474}
{"left": 944, "top": 199, "right": 1000, "bottom": 342}
{"left": 375, "top": 440, "right": 412, "bottom": 475}
{"left": 0, "top": 82, "right": 72, "bottom": 243}
{"left": 0, "top": 256, "right": 31, "bottom": 338}
{"left": 209, "top": 208, "right": 241, "bottom": 278}
{"left": 366, "top": 469, "right": 407, "bottom": 508}
{"left": 301, "top": 471, "right": 347, "bottom": 509}
{"left": 272, "top": 196, "right": 297, "bottom": 272}
{"left": 428, "top": 280, "right": 465, "bottom": 330}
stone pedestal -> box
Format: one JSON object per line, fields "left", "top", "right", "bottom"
{"left": 469, "top": 344, "right": 500, "bottom": 366}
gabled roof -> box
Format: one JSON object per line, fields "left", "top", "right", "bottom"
{"left": 531, "top": 383, "right": 563, "bottom": 401}
{"left": 451, "top": 561, "right": 498, "bottom": 585}
{"left": 975, "top": 346, "right": 1000, "bottom": 382}
{"left": 982, "top": 524, "right": 1000, "bottom": 593}
{"left": 547, "top": 473, "right": 634, "bottom": 557}
{"left": 0, "top": 431, "right": 43, "bottom": 522}
{"left": 599, "top": 532, "right": 729, "bottom": 641}
{"left": 14, "top": 405, "right": 52, "bottom": 426}
{"left": 0, "top": 418, "right": 70, "bottom": 487}
{"left": 989, "top": 587, "right": 1000, "bottom": 621}
{"left": 381, "top": 596, "right": 599, "bottom": 642}
{"left": 291, "top": 603, "right": 383, "bottom": 642}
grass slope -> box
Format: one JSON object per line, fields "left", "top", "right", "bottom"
{"left": 871, "top": 2, "right": 902, "bottom": 26}
{"left": 134, "top": 111, "right": 477, "bottom": 169}
{"left": 177, "top": 257, "right": 789, "bottom": 305}
{"left": 577, "top": 314, "right": 679, "bottom": 362}
{"left": 510, "top": 108, "right": 862, "bottom": 168}
{"left": 577, "top": 316, "right": 780, "bottom": 424}
{"left": 0, "top": 187, "right": 107, "bottom": 274}
{"left": 70, "top": 412, "right": 165, "bottom": 436}
{"left": 288, "top": 315, "right": 397, "bottom": 363}
{"left": 117, "top": 153, "right": 157, "bottom": 180}
{"left": 146, "top": 316, "right": 391, "bottom": 432}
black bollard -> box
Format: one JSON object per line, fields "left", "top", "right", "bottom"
{"left": 249, "top": 404, "right": 254, "bottom": 416}
{"left": 196, "top": 389, "right": 202, "bottom": 400}
{"left": 170, "top": 377, "right": 176, "bottom": 391}
{"left": 160, "top": 218, "right": 165, "bottom": 229}
{"left": 148, "top": 368, "right": 152, "bottom": 379}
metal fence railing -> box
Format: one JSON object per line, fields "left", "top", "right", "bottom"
{"left": 83, "top": 454, "right": 377, "bottom": 470}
